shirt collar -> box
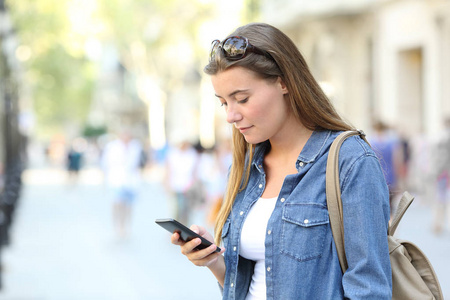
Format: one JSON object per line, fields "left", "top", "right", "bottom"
{"left": 252, "top": 130, "right": 333, "bottom": 172}
{"left": 297, "top": 130, "right": 332, "bottom": 163}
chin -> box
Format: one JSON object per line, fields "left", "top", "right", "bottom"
{"left": 243, "top": 135, "right": 267, "bottom": 145}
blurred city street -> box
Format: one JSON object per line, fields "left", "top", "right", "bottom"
{"left": 1, "top": 0, "right": 450, "bottom": 299}
{"left": 0, "top": 164, "right": 449, "bottom": 300}
{"left": 0, "top": 166, "right": 220, "bottom": 300}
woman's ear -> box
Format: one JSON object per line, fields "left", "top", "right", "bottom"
{"left": 278, "top": 77, "right": 289, "bottom": 94}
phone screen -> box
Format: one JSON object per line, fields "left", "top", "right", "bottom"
{"left": 155, "top": 218, "right": 221, "bottom": 253}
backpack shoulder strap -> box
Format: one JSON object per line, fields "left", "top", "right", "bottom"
{"left": 389, "top": 191, "right": 414, "bottom": 236}
{"left": 326, "top": 130, "right": 367, "bottom": 273}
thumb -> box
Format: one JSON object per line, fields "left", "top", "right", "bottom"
{"left": 190, "top": 224, "right": 202, "bottom": 235}
{"left": 189, "top": 225, "right": 215, "bottom": 245}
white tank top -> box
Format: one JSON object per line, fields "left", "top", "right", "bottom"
{"left": 239, "top": 197, "right": 277, "bottom": 300}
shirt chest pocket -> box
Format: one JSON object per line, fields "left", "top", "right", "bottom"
{"left": 281, "top": 203, "right": 329, "bottom": 262}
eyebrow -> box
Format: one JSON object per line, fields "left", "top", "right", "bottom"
{"left": 215, "top": 89, "right": 250, "bottom": 99}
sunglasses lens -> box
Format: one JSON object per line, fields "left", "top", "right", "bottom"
{"left": 210, "top": 40, "right": 220, "bottom": 61}
{"left": 222, "top": 37, "right": 247, "bottom": 59}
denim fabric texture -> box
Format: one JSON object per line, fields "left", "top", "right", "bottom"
{"left": 221, "top": 130, "right": 392, "bottom": 299}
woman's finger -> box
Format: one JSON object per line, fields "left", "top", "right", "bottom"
{"left": 185, "top": 243, "right": 225, "bottom": 267}
{"left": 170, "top": 232, "right": 185, "bottom": 246}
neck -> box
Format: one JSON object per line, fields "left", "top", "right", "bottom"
{"left": 268, "top": 119, "right": 313, "bottom": 162}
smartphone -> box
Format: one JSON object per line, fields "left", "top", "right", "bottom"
{"left": 155, "top": 218, "right": 221, "bottom": 253}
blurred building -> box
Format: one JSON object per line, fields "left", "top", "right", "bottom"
{"left": 87, "top": 43, "right": 203, "bottom": 148}
{"left": 88, "top": 44, "right": 148, "bottom": 140}
{"left": 261, "top": 0, "right": 450, "bottom": 138}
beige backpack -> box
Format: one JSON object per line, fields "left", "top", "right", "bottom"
{"left": 326, "top": 130, "right": 444, "bottom": 300}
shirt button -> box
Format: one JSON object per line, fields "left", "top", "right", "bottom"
{"left": 231, "top": 283, "right": 234, "bottom": 287}
{"left": 280, "top": 198, "right": 285, "bottom": 203}
{"left": 304, "top": 219, "right": 309, "bottom": 224}
{"left": 258, "top": 184, "right": 263, "bottom": 188}
{"left": 267, "top": 267, "right": 271, "bottom": 272}
{"left": 240, "top": 211, "right": 244, "bottom": 216}
{"left": 299, "top": 162, "right": 304, "bottom": 167}
{"left": 233, "top": 246, "right": 237, "bottom": 251}
{"left": 267, "top": 230, "right": 272, "bottom": 235}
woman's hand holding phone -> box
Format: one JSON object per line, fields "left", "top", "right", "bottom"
{"left": 171, "top": 224, "right": 225, "bottom": 268}
{"left": 156, "top": 219, "right": 226, "bottom": 286}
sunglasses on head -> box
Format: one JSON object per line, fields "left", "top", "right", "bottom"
{"left": 209, "top": 36, "right": 273, "bottom": 62}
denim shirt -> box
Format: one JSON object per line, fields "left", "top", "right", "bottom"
{"left": 221, "top": 130, "right": 392, "bottom": 300}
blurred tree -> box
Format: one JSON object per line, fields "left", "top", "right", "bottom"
{"left": 97, "top": 0, "right": 212, "bottom": 88}
{"left": 95, "top": 0, "right": 214, "bottom": 147}
{"left": 6, "top": 0, "right": 97, "bottom": 139}
{"left": 243, "top": 0, "right": 261, "bottom": 22}
{"left": 82, "top": 125, "right": 107, "bottom": 138}
{"left": 6, "top": 0, "right": 214, "bottom": 143}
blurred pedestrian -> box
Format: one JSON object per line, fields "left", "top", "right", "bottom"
{"left": 139, "top": 139, "right": 151, "bottom": 171}
{"left": 206, "top": 141, "right": 232, "bottom": 226}
{"left": 370, "top": 121, "right": 403, "bottom": 216}
{"left": 101, "top": 130, "right": 142, "bottom": 239}
{"left": 196, "top": 146, "right": 217, "bottom": 218}
{"left": 66, "top": 137, "right": 86, "bottom": 184}
{"left": 397, "top": 130, "right": 411, "bottom": 190}
{"left": 164, "top": 140, "right": 200, "bottom": 225}
{"left": 432, "top": 118, "right": 450, "bottom": 234}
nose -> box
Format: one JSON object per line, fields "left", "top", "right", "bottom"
{"left": 226, "top": 104, "right": 243, "bottom": 124}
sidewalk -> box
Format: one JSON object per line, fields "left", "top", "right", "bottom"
{"left": 0, "top": 167, "right": 220, "bottom": 300}
{"left": 0, "top": 167, "right": 449, "bottom": 299}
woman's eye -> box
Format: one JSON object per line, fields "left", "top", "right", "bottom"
{"left": 238, "top": 98, "right": 248, "bottom": 104}
{"left": 220, "top": 102, "right": 227, "bottom": 107}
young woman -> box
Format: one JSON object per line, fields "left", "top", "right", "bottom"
{"left": 171, "top": 23, "right": 391, "bottom": 299}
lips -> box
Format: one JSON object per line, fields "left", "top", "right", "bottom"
{"left": 237, "top": 125, "right": 253, "bottom": 133}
